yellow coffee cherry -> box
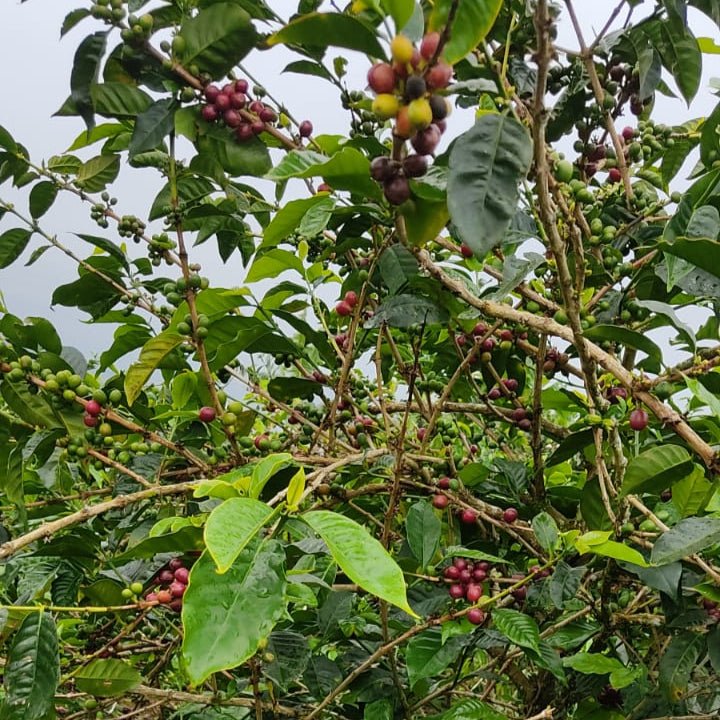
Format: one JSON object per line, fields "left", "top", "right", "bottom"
{"left": 372, "top": 93, "right": 400, "bottom": 120}
{"left": 391, "top": 35, "right": 414, "bottom": 64}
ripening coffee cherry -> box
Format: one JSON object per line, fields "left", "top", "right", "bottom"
{"left": 367, "top": 62, "right": 396, "bottom": 94}
{"left": 198, "top": 406, "right": 216, "bottom": 423}
{"left": 370, "top": 156, "right": 396, "bottom": 181}
{"left": 335, "top": 300, "right": 352, "bottom": 317}
{"left": 259, "top": 106, "right": 276, "bottom": 123}
{"left": 503, "top": 507, "right": 519, "bottom": 523}
{"left": 235, "top": 78, "right": 249, "bottom": 93}
{"left": 608, "top": 167, "right": 622, "bottom": 183}
{"left": 383, "top": 175, "right": 411, "bottom": 205}
{"left": 405, "top": 75, "right": 427, "bottom": 100}
{"left": 372, "top": 93, "right": 400, "bottom": 120}
{"left": 344, "top": 291, "right": 358, "bottom": 307}
{"left": 461, "top": 508, "right": 477, "bottom": 524}
{"left": 85, "top": 400, "right": 102, "bottom": 416}
{"left": 215, "top": 93, "right": 230, "bottom": 112}
{"left": 204, "top": 84, "right": 220, "bottom": 102}
{"left": 394, "top": 106, "right": 414, "bottom": 139}
{"left": 156, "top": 589, "right": 172, "bottom": 604}
{"left": 169, "top": 581, "right": 186, "bottom": 597}
{"left": 460, "top": 244, "right": 474, "bottom": 259}
{"left": 411, "top": 124, "right": 442, "bottom": 155}
{"left": 391, "top": 34, "right": 414, "bottom": 64}
{"left": 444, "top": 565, "right": 460, "bottom": 579}
{"left": 629, "top": 408, "right": 649, "bottom": 431}
{"left": 429, "top": 94, "right": 449, "bottom": 121}
{"left": 407, "top": 98, "right": 433, "bottom": 129}
{"left": 426, "top": 61, "right": 453, "bottom": 90}
{"left": 432, "top": 493, "right": 449, "bottom": 509}
{"left": 467, "top": 607, "right": 485, "bottom": 625}
{"left": 83, "top": 414, "right": 98, "bottom": 428}
{"left": 201, "top": 104, "right": 218, "bottom": 122}
{"left": 403, "top": 154, "right": 428, "bottom": 178}
{"left": 299, "top": 120, "right": 313, "bottom": 137}
{"left": 437, "top": 476, "right": 451, "bottom": 489}
{"left": 465, "top": 583, "right": 483, "bottom": 602}
{"left": 223, "top": 109, "right": 241, "bottom": 128}
{"left": 420, "top": 32, "right": 441, "bottom": 60}
{"left": 230, "top": 92, "right": 247, "bottom": 109}
{"left": 449, "top": 583, "right": 465, "bottom": 599}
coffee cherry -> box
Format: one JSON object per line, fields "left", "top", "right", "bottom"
{"left": 432, "top": 493, "right": 449, "bottom": 509}
{"left": 622, "top": 126, "right": 635, "bottom": 141}
{"left": 437, "top": 476, "right": 451, "bottom": 489}
{"left": 85, "top": 400, "right": 102, "bottom": 416}
{"left": 503, "top": 507, "right": 519, "bottom": 523}
{"left": 168, "top": 558, "right": 184, "bottom": 571}
{"left": 429, "top": 94, "right": 449, "bottom": 121}
{"left": 372, "top": 93, "right": 400, "bottom": 120}
{"left": 405, "top": 75, "right": 427, "bottom": 100}
{"left": 299, "top": 120, "right": 313, "bottom": 137}
{"left": 411, "top": 124, "right": 442, "bottom": 155}
{"left": 383, "top": 175, "right": 411, "bottom": 205}
{"left": 465, "top": 583, "right": 483, "bottom": 602}
{"left": 235, "top": 78, "right": 249, "bottom": 93}
{"left": 201, "top": 104, "right": 218, "bottom": 122}
{"left": 198, "top": 406, "right": 216, "bottom": 423}
{"left": 461, "top": 508, "right": 477, "bottom": 524}
{"left": 370, "top": 156, "right": 397, "bottom": 181}
{"left": 367, "top": 62, "right": 396, "bottom": 94}
{"left": 420, "top": 32, "right": 441, "bottom": 60}
{"left": 259, "top": 107, "right": 276, "bottom": 123}
{"left": 426, "top": 61, "right": 453, "bottom": 90}
{"left": 204, "top": 84, "right": 220, "bottom": 102}
{"left": 335, "top": 300, "right": 352, "bottom": 316}
{"left": 629, "top": 408, "right": 648, "bottom": 431}
{"left": 236, "top": 123, "right": 254, "bottom": 142}
{"left": 402, "top": 154, "right": 428, "bottom": 178}
{"left": 215, "top": 93, "right": 230, "bottom": 111}
{"left": 449, "top": 583, "right": 465, "bottom": 599}
{"left": 174, "top": 567, "right": 190, "bottom": 584}
{"left": 467, "top": 607, "right": 485, "bottom": 625}
{"left": 83, "top": 414, "right": 98, "bottom": 428}
{"left": 344, "top": 290, "right": 358, "bottom": 307}
{"left": 394, "top": 106, "right": 415, "bottom": 139}
{"left": 251, "top": 119, "right": 265, "bottom": 135}
{"left": 223, "top": 109, "right": 241, "bottom": 128}
{"left": 169, "top": 581, "right": 186, "bottom": 597}
{"left": 407, "top": 98, "right": 432, "bottom": 129}
{"left": 317, "top": 182, "right": 332, "bottom": 193}
{"left": 460, "top": 244, "right": 473, "bottom": 259}
{"left": 230, "top": 92, "right": 247, "bottom": 109}
{"left": 158, "top": 569, "right": 174, "bottom": 584}
{"left": 156, "top": 589, "right": 172, "bottom": 604}
{"left": 444, "top": 565, "right": 461, "bottom": 579}
{"left": 608, "top": 167, "right": 622, "bottom": 183}
{"left": 473, "top": 568, "right": 487, "bottom": 581}
{"left": 391, "top": 35, "right": 414, "bottom": 64}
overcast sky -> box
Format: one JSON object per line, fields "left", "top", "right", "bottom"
{"left": 0, "top": 1, "right": 718, "bottom": 360}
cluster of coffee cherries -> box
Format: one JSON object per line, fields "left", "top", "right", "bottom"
{"left": 144, "top": 557, "right": 189, "bottom": 612}
{"left": 335, "top": 290, "right": 359, "bottom": 317}
{"left": 199, "top": 79, "right": 279, "bottom": 142}
{"left": 366, "top": 32, "right": 452, "bottom": 203}
{"left": 443, "top": 557, "right": 487, "bottom": 625}
{"left": 117, "top": 214, "right": 146, "bottom": 241}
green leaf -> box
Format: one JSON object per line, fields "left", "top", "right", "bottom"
{"left": 402, "top": 197, "right": 450, "bottom": 246}
{"left": 178, "top": 2, "right": 256, "bottom": 78}
{"left": 0, "top": 229, "right": 32, "bottom": 269}
{"left": 378, "top": 243, "right": 419, "bottom": 294}
{"left": 287, "top": 468, "right": 305, "bottom": 512}
{"left": 113, "top": 526, "right": 204, "bottom": 563}
{"left": 76, "top": 154, "right": 120, "bottom": 193}
{"left": 652, "top": 516, "right": 720, "bottom": 565}
{"left": 67, "top": 122, "right": 127, "bottom": 151}
{"left": 428, "top": 0, "right": 503, "bottom": 64}
{"left": 1, "top": 381, "right": 60, "bottom": 429}
{"left": 582, "top": 540, "right": 649, "bottom": 567}
{"left": 406, "top": 501, "right": 441, "bottom": 568}
{"left": 75, "top": 233, "right": 129, "bottom": 269}
{"left": 671, "top": 465, "right": 713, "bottom": 517}
{"left": 264, "top": 631, "right": 310, "bottom": 692}
{"left": 365, "top": 294, "right": 449, "bottom": 328}
{"left": 531, "top": 511, "right": 559, "bottom": 553}
{"left": 28, "top": 182, "right": 58, "bottom": 219}
{"left": 620, "top": 445, "right": 694, "bottom": 497}
{"left": 302, "top": 510, "right": 417, "bottom": 617}
{"left": 149, "top": 176, "right": 215, "bottom": 221}
{"left": 0, "top": 124, "right": 18, "bottom": 153}
{"left": 548, "top": 561, "right": 585, "bottom": 609}
{"left": 75, "top": 659, "right": 141, "bottom": 697}
{"left": 425, "top": 699, "right": 509, "bottom": 720}
{"left": 182, "top": 541, "right": 287, "bottom": 685}
{"left": 1, "top": 612, "right": 59, "bottom": 720}
{"left": 585, "top": 325, "right": 663, "bottom": 369}
{"left": 266, "top": 147, "right": 381, "bottom": 198}
{"left": 562, "top": 651, "right": 638, "bottom": 688}
{"left": 129, "top": 98, "right": 176, "bottom": 158}
{"left": 70, "top": 31, "right": 107, "bottom": 130}
{"left": 658, "top": 632, "right": 705, "bottom": 701}
{"left": 205, "top": 497, "right": 275, "bottom": 573}
{"left": 268, "top": 13, "right": 385, "bottom": 58}
{"left": 249, "top": 453, "right": 293, "bottom": 499}
{"left": 491, "top": 608, "right": 540, "bottom": 652}
{"left": 381, "top": 0, "right": 415, "bottom": 30}
{"left": 92, "top": 83, "right": 153, "bottom": 117}
{"left": 246, "top": 248, "right": 304, "bottom": 283}
{"left": 618, "top": 561, "right": 682, "bottom": 600}
{"left": 263, "top": 196, "right": 334, "bottom": 249}
{"left": 124, "top": 331, "right": 184, "bottom": 406}
{"left": 406, "top": 627, "right": 468, "bottom": 688}
{"left": 447, "top": 115, "right": 533, "bottom": 257}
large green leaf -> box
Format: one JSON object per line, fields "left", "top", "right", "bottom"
{"left": 70, "top": 31, "right": 107, "bottom": 129}
{"left": 406, "top": 501, "right": 441, "bottom": 568}
{"left": 671, "top": 464, "right": 713, "bottom": 517}
{"left": 585, "top": 325, "right": 662, "bottom": 369}
{"left": 1, "top": 612, "right": 59, "bottom": 720}
{"left": 205, "top": 497, "right": 275, "bottom": 573}
{"left": 246, "top": 248, "right": 304, "bottom": 283}
{"left": 129, "top": 98, "right": 177, "bottom": 158}
{"left": 0, "top": 229, "right": 32, "bottom": 269}
{"left": 75, "top": 659, "right": 141, "bottom": 697}
{"left": 249, "top": 452, "right": 293, "bottom": 499}
{"left": 378, "top": 243, "right": 419, "bottom": 294}
{"left": 182, "top": 541, "right": 287, "bottom": 685}
{"left": 620, "top": 445, "right": 694, "bottom": 497}
{"left": 652, "top": 516, "right": 720, "bottom": 565}
{"left": 302, "top": 510, "right": 417, "bottom": 617}
{"left": 76, "top": 154, "right": 120, "bottom": 192}
{"left": 381, "top": 0, "right": 415, "bottom": 31}
{"left": 658, "top": 632, "right": 705, "bottom": 700}
{"left": 406, "top": 627, "right": 468, "bottom": 688}
{"left": 365, "top": 294, "right": 449, "bottom": 328}
{"left": 447, "top": 114, "right": 532, "bottom": 257}
{"left": 425, "top": 699, "right": 508, "bottom": 720}
{"left": 28, "top": 182, "right": 58, "bottom": 219}
{"left": 268, "top": 13, "right": 385, "bottom": 58}
{"left": 428, "top": 0, "right": 503, "bottom": 64}
{"left": 266, "top": 147, "right": 381, "bottom": 198}
{"left": 563, "top": 652, "right": 639, "bottom": 689}
{"left": 92, "top": 82, "right": 153, "bottom": 117}
{"left": 492, "top": 608, "right": 540, "bottom": 652}
{"left": 177, "top": 2, "right": 256, "bottom": 78}
{"left": 124, "top": 331, "right": 184, "bottom": 406}
{"left": 262, "top": 195, "right": 335, "bottom": 248}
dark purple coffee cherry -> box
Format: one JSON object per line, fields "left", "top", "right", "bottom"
{"left": 299, "top": 120, "right": 313, "bottom": 137}
{"left": 403, "top": 154, "right": 428, "bottom": 178}
{"left": 411, "top": 124, "right": 442, "bottom": 155}
{"left": 429, "top": 94, "right": 448, "bottom": 121}
{"left": 405, "top": 75, "right": 427, "bottom": 100}
{"left": 370, "top": 156, "right": 396, "bottom": 182}
{"left": 383, "top": 175, "right": 411, "bottom": 205}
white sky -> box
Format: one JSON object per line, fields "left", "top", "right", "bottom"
{"left": 0, "top": 1, "right": 718, "bottom": 359}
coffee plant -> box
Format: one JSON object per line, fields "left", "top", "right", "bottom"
{"left": 2, "top": 1, "right": 720, "bottom": 719}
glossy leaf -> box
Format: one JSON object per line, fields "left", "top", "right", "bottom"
{"left": 406, "top": 627, "right": 468, "bottom": 687}
{"left": 671, "top": 465, "right": 713, "bottom": 517}
{"left": 447, "top": 115, "right": 533, "bottom": 257}
{"left": 585, "top": 325, "right": 662, "bottom": 369}
{"left": 92, "top": 83, "right": 153, "bottom": 117}
{"left": 264, "top": 631, "right": 310, "bottom": 692}
{"left": 269, "top": 13, "right": 385, "bottom": 58}
{"left": 182, "top": 540, "right": 287, "bottom": 685}
{"left": 75, "top": 659, "right": 141, "bottom": 697}
{"left": 620, "top": 445, "right": 694, "bottom": 497}
{"left": 492, "top": 608, "right": 540, "bottom": 652}
{"left": 303, "top": 510, "right": 417, "bottom": 616}
{"left": 531, "top": 511, "right": 559, "bottom": 553}
{"left": 287, "top": 467, "right": 305, "bottom": 512}
{"left": 1, "top": 612, "right": 59, "bottom": 720}
{"left": 365, "top": 294, "right": 448, "bottom": 328}
{"left": 381, "top": 0, "right": 415, "bottom": 30}
{"left": 76, "top": 153, "right": 120, "bottom": 192}
{"left": 379, "top": 243, "right": 419, "bottom": 293}
{"left": 177, "top": 3, "right": 256, "bottom": 78}
{"left": 28, "top": 181, "right": 58, "bottom": 219}
{"left": 205, "top": 497, "right": 274, "bottom": 573}
{"left": 406, "top": 501, "right": 441, "bottom": 568}
{"left": 548, "top": 562, "right": 585, "bottom": 609}
{"left": 129, "top": 98, "right": 176, "bottom": 158}
{"left": 428, "top": 0, "right": 503, "bottom": 64}
{"left": 124, "top": 331, "right": 184, "bottom": 406}
{"left": 658, "top": 632, "right": 705, "bottom": 701}
{"left": 249, "top": 453, "right": 293, "bottom": 499}
{"left": 0, "top": 229, "right": 32, "bottom": 269}
{"left": 652, "top": 516, "right": 720, "bottom": 565}
{"left": 70, "top": 31, "right": 107, "bottom": 129}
